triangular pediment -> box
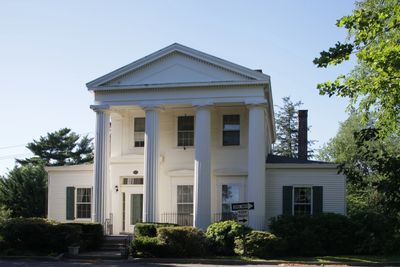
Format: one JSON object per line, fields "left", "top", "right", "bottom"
{"left": 87, "top": 43, "right": 270, "bottom": 90}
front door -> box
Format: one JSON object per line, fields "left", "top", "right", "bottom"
{"left": 121, "top": 191, "right": 143, "bottom": 233}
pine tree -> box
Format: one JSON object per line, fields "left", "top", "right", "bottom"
{"left": 17, "top": 128, "right": 94, "bottom": 166}
{"left": 273, "top": 96, "right": 314, "bottom": 158}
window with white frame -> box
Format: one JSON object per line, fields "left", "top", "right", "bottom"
{"left": 177, "top": 185, "right": 193, "bottom": 226}
{"left": 223, "top": 115, "right": 240, "bottom": 146}
{"left": 134, "top": 117, "right": 145, "bottom": 147}
{"left": 76, "top": 188, "right": 91, "bottom": 219}
{"left": 177, "top": 185, "right": 193, "bottom": 214}
{"left": 177, "top": 116, "right": 194, "bottom": 147}
{"left": 122, "top": 177, "right": 144, "bottom": 185}
{"left": 293, "top": 187, "right": 312, "bottom": 216}
{"left": 221, "top": 184, "right": 240, "bottom": 214}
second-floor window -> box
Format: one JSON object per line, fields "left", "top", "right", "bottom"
{"left": 177, "top": 116, "right": 194, "bottom": 147}
{"left": 134, "top": 117, "right": 145, "bottom": 147}
{"left": 223, "top": 115, "right": 240, "bottom": 146}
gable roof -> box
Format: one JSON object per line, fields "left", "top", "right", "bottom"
{"left": 86, "top": 43, "right": 270, "bottom": 90}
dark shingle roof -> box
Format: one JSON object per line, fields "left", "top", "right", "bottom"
{"left": 266, "top": 154, "right": 329, "bottom": 164}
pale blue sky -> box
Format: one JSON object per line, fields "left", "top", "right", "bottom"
{"left": 0, "top": 0, "right": 355, "bottom": 175}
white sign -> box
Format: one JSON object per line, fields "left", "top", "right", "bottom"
{"left": 236, "top": 210, "right": 249, "bottom": 225}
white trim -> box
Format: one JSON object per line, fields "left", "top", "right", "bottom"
{"left": 45, "top": 164, "right": 93, "bottom": 172}
{"left": 86, "top": 43, "right": 270, "bottom": 89}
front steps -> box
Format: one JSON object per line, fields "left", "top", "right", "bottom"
{"left": 66, "top": 235, "right": 131, "bottom": 260}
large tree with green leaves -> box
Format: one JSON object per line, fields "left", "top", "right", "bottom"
{"left": 273, "top": 96, "right": 314, "bottom": 158}
{"left": 18, "top": 128, "right": 94, "bottom": 166}
{"left": 0, "top": 163, "right": 47, "bottom": 218}
{"left": 0, "top": 128, "right": 94, "bottom": 218}
{"left": 313, "top": 0, "right": 400, "bottom": 137}
{"left": 318, "top": 113, "right": 400, "bottom": 216}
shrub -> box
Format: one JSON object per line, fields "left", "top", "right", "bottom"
{"left": 269, "top": 213, "right": 356, "bottom": 256}
{"left": 235, "top": 231, "right": 285, "bottom": 258}
{"left": 64, "top": 223, "right": 103, "bottom": 250}
{"left": 134, "top": 223, "right": 177, "bottom": 238}
{"left": 206, "top": 220, "right": 251, "bottom": 255}
{"left": 0, "top": 218, "right": 81, "bottom": 253}
{"left": 350, "top": 211, "right": 400, "bottom": 254}
{"left": 131, "top": 236, "right": 165, "bottom": 257}
{"left": 157, "top": 226, "right": 209, "bottom": 257}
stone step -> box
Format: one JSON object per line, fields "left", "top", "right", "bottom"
{"left": 100, "top": 245, "right": 124, "bottom": 251}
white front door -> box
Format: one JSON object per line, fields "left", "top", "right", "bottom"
{"left": 120, "top": 177, "right": 144, "bottom": 233}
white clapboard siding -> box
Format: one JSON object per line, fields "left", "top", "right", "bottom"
{"left": 265, "top": 166, "right": 346, "bottom": 226}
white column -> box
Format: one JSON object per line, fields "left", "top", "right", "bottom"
{"left": 193, "top": 105, "right": 211, "bottom": 229}
{"left": 247, "top": 104, "right": 266, "bottom": 229}
{"left": 143, "top": 107, "right": 160, "bottom": 223}
{"left": 92, "top": 105, "right": 110, "bottom": 225}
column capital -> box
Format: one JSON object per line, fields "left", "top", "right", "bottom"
{"left": 245, "top": 101, "right": 267, "bottom": 109}
{"left": 90, "top": 104, "right": 110, "bottom": 112}
{"left": 192, "top": 100, "right": 214, "bottom": 110}
{"left": 142, "top": 105, "right": 163, "bottom": 112}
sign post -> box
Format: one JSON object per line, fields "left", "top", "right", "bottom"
{"left": 231, "top": 202, "right": 255, "bottom": 225}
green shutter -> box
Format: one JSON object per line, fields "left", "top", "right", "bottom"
{"left": 312, "top": 186, "right": 323, "bottom": 215}
{"left": 282, "top": 186, "right": 293, "bottom": 216}
{"left": 66, "top": 187, "right": 75, "bottom": 220}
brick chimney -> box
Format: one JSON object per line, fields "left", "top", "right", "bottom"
{"left": 298, "top": 110, "right": 308, "bottom": 160}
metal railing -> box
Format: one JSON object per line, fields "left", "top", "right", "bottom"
{"left": 159, "top": 213, "right": 193, "bottom": 226}
{"left": 159, "top": 212, "right": 237, "bottom": 226}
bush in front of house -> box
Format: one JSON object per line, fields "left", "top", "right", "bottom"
{"left": 0, "top": 218, "right": 104, "bottom": 255}
{"left": 234, "top": 230, "right": 286, "bottom": 258}
{"left": 130, "top": 225, "right": 209, "bottom": 257}
{"left": 205, "top": 220, "right": 251, "bottom": 256}
{"left": 64, "top": 222, "right": 103, "bottom": 250}
{"left": 269, "top": 213, "right": 356, "bottom": 256}
{"left": 0, "top": 218, "right": 82, "bottom": 254}
{"left": 350, "top": 211, "right": 400, "bottom": 255}
{"left": 134, "top": 222, "right": 177, "bottom": 238}
{"left": 158, "top": 226, "right": 209, "bottom": 257}
{"left": 131, "top": 235, "right": 165, "bottom": 257}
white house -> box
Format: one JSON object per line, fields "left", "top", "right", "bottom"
{"left": 46, "top": 43, "right": 346, "bottom": 233}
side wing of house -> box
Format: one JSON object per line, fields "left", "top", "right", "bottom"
{"left": 265, "top": 163, "right": 346, "bottom": 225}
{"left": 47, "top": 165, "right": 93, "bottom": 222}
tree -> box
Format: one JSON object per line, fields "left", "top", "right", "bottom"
{"left": 0, "top": 128, "right": 94, "bottom": 218}
{"left": 318, "top": 113, "right": 400, "bottom": 216}
{"left": 0, "top": 164, "right": 47, "bottom": 218}
{"left": 18, "top": 128, "right": 94, "bottom": 166}
{"left": 313, "top": 0, "right": 400, "bottom": 137}
{"left": 273, "top": 96, "right": 314, "bottom": 158}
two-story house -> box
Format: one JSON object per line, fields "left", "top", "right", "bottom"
{"left": 46, "top": 43, "right": 346, "bottom": 233}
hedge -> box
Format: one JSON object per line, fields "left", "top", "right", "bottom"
{"left": 235, "top": 230, "right": 285, "bottom": 258}
{"left": 269, "top": 213, "right": 356, "bottom": 256}
{"left": 158, "top": 226, "right": 209, "bottom": 257}
{"left": 0, "top": 218, "right": 103, "bottom": 255}
{"left": 205, "top": 220, "right": 250, "bottom": 256}
{"left": 134, "top": 222, "right": 177, "bottom": 238}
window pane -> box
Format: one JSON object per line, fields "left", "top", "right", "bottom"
{"left": 134, "top": 118, "right": 145, "bottom": 147}
{"left": 178, "top": 116, "right": 194, "bottom": 131}
{"left": 134, "top": 118, "right": 145, "bottom": 132}
{"left": 77, "top": 204, "right": 91, "bottom": 219}
{"left": 222, "top": 184, "right": 240, "bottom": 204}
{"left": 223, "top": 131, "right": 240, "bottom": 146}
{"left": 294, "top": 204, "right": 311, "bottom": 216}
{"left": 177, "top": 116, "right": 194, "bottom": 147}
{"left": 294, "top": 188, "right": 312, "bottom": 204}
{"left": 223, "top": 115, "right": 240, "bottom": 146}
{"left": 77, "top": 188, "right": 91, "bottom": 203}
{"left": 130, "top": 194, "right": 143, "bottom": 225}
